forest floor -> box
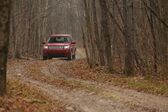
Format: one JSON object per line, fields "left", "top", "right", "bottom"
{"left": 4, "top": 48, "right": 168, "bottom": 112}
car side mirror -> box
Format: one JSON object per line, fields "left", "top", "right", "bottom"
{"left": 72, "top": 42, "right": 76, "bottom": 44}
{"left": 42, "top": 42, "right": 46, "bottom": 44}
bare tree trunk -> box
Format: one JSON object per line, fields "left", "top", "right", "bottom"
{"left": 0, "top": 0, "right": 11, "bottom": 96}
{"left": 123, "top": 0, "right": 135, "bottom": 75}
{"left": 161, "top": 0, "right": 168, "bottom": 76}
{"left": 148, "top": 0, "right": 158, "bottom": 75}
{"left": 99, "top": 0, "right": 113, "bottom": 72}
{"left": 92, "top": 0, "right": 105, "bottom": 66}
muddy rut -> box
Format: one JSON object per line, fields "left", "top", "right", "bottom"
{"left": 7, "top": 58, "right": 168, "bottom": 112}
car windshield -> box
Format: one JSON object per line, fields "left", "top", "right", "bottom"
{"left": 48, "top": 36, "right": 71, "bottom": 43}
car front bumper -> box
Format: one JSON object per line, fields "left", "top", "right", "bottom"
{"left": 43, "top": 49, "right": 71, "bottom": 57}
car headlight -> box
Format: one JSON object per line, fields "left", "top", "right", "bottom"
{"left": 44, "top": 45, "right": 48, "bottom": 49}
{"left": 64, "top": 45, "right": 70, "bottom": 49}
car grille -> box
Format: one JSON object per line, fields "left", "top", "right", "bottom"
{"left": 49, "top": 46, "right": 64, "bottom": 50}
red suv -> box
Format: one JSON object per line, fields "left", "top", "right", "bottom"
{"left": 43, "top": 34, "right": 76, "bottom": 60}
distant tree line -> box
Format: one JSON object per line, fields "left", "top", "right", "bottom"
{"left": 9, "top": 0, "right": 84, "bottom": 59}
{"left": 83, "top": 0, "right": 168, "bottom": 77}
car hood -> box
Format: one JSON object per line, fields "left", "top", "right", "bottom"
{"left": 46, "top": 43, "right": 70, "bottom": 46}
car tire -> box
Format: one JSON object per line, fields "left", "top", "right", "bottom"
{"left": 73, "top": 54, "right": 76, "bottom": 60}
{"left": 48, "top": 57, "right": 52, "bottom": 60}
{"left": 43, "top": 56, "right": 48, "bottom": 60}
{"left": 68, "top": 53, "right": 73, "bottom": 60}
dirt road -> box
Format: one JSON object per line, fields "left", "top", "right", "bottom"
{"left": 7, "top": 50, "right": 168, "bottom": 112}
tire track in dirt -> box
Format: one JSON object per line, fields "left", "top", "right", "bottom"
{"left": 12, "top": 75, "right": 154, "bottom": 112}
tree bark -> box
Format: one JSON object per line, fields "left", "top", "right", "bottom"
{"left": 161, "top": 0, "right": 168, "bottom": 76}
{"left": 123, "top": 0, "right": 135, "bottom": 75}
{"left": 0, "top": 0, "right": 11, "bottom": 96}
{"left": 148, "top": 0, "right": 159, "bottom": 75}
{"left": 99, "top": 0, "right": 113, "bottom": 72}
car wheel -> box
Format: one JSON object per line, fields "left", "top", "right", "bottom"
{"left": 43, "top": 56, "right": 48, "bottom": 60}
{"left": 68, "top": 53, "right": 73, "bottom": 60}
{"left": 73, "top": 54, "right": 76, "bottom": 60}
{"left": 48, "top": 57, "right": 52, "bottom": 60}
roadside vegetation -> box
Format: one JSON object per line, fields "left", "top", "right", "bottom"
{"left": 0, "top": 78, "right": 66, "bottom": 112}
{"left": 60, "top": 59, "right": 168, "bottom": 97}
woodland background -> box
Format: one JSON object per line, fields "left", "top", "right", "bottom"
{"left": 0, "top": 1, "right": 168, "bottom": 110}
{"left": 8, "top": 0, "right": 168, "bottom": 77}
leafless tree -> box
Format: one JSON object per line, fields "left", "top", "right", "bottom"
{"left": 83, "top": 0, "right": 168, "bottom": 77}
{"left": 0, "top": 0, "right": 11, "bottom": 96}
